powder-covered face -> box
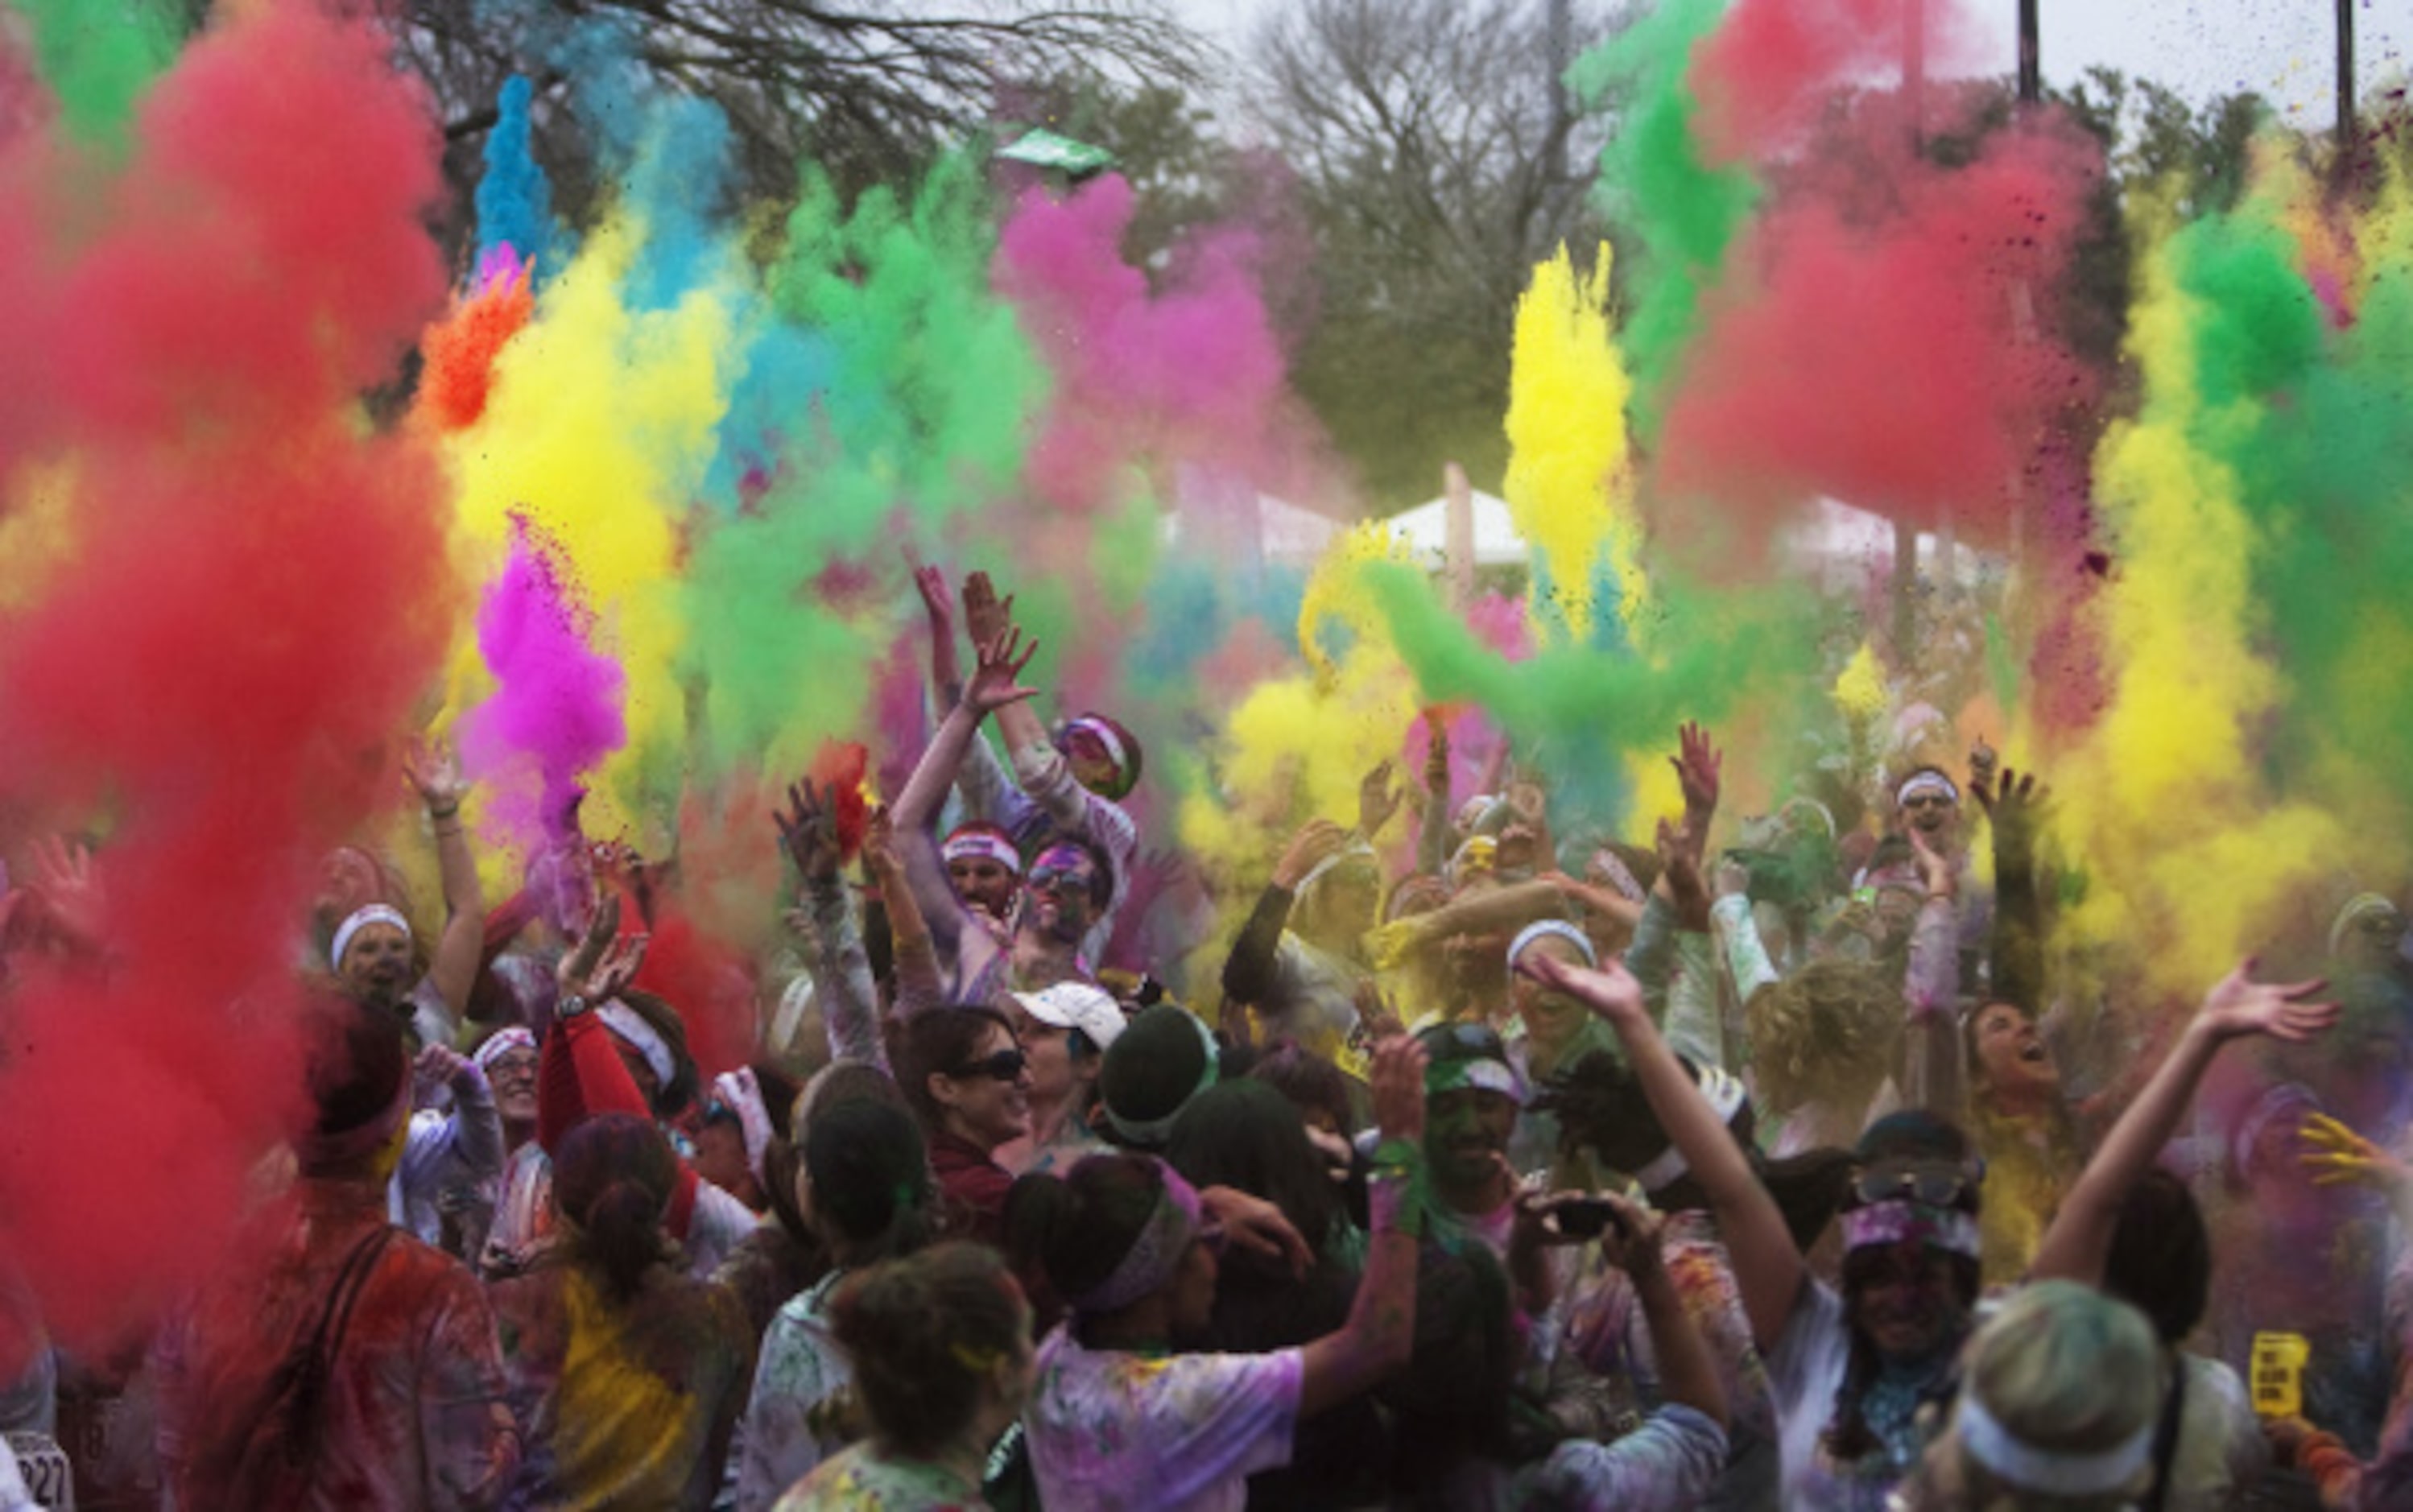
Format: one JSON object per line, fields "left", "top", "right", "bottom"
{"left": 948, "top": 855, "right": 1019, "bottom": 920}
{"left": 1897, "top": 787, "right": 1959, "bottom": 842}
{"left": 1847, "top": 1240, "right": 1967, "bottom": 1361}
{"left": 1062, "top": 728, "right": 1122, "bottom": 796}
{"left": 485, "top": 1046, "right": 539, "bottom": 1126}
{"left": 1510, "top": 933, "right": 1591, "bottom": 1051}
{"left": 337, "top": 919, "right": 412, "bottom": 1003}
{"left": 1025, "top": 845, "right": 1099, "bottom": 944}
{"left": 1425, "top": 1086, "right": 1516, "bottom": 1196}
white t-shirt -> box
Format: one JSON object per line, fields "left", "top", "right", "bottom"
{"left": 1025, "top": 1329, "right": 1304, "bottom": 1512}
{"left": 1766, "top": 1279, "right": 1912, "bottom": 1512}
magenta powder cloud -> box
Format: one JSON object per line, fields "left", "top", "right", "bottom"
{"left": 459, "top": 514, "right": 628, "bottom": 848}
{"left": 994, "top": 173, "right": 1287, "bottom": 518}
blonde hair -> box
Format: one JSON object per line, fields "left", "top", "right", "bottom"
{"left": 1899, "top": 1281, "right": 2163, "bottom": 1511}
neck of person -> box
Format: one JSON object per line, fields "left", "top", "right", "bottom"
{"left": 1080, "top": 1291, "right": 1176, "bottom": 1355}
{"left": 1435, "top": 1161, "right": 1514, "bottom": 1219}
{"left": 502, "top": 1115, "right": 537, "bottom": 1155}
{"left": 876, "top": 1427, "right": 993, "bottom": 1498}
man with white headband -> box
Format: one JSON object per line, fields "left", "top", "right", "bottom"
{"left": 914, "top": 567, "right": 1140, "bottom": 963}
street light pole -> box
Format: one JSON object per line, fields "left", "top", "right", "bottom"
{"left": 2017, "top": 0, "right": 2040, "bottom": 106}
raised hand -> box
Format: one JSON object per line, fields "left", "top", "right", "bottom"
{"left": 1655, "top": 816, "right": 1711, "bottom": 931}
{"left": 1358, "top": 759, "right": 1406, "bottom": 839}
{"left": 962, "top": 626, "right": 1039, "bottom": 717}
{"left": 402, "top": 737, "right": 468, "bottom": 816}
{"left": 1352, "top": 977, "right": 1405, "bottom": 1043}
{"left": 912, "top": 561, "right": 954, "bottom": 635}
{"left": 1423, "top": 711, "right": 1452, "bottom": 796}
{"left": 860, "top": 804, "right": 901, "bottom": 876}
{"left": 556, "top": 894, "right": 648, "bottom": 1006}
{"left": 775, "top": 778, "right": 845, "bottom": 882}
{"left": 2299, "top": 1112, "right": 2413, "bottom": 1196}
{"left": 960, "top": 570, "right": 1016, "bottom": 650}
{"left": 1906, "top": 824, "right": 1955, "bottom": 902}
{"left": 30, "top": 834, "right": 106, "bottom": 952}
{"left": 1271, "top": 818, "right": 1353, "bottom": 891}
{"left": 1973, "top": 763, "right": 2050, "bottom": 870}
{"left": 1516, "top": 949, "right": 1646, "bottom": 1026}
{"left": 1370, "top": 1034, "right": 1428, "bottom": 1146}
{"left": 2197, "top": 959, "right": 2337, "bottom": 1045}
{"left": 1671, "top": 721, "right": 1722, "bottom": 828}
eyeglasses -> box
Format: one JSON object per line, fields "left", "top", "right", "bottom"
{"left": 949, "top": 1047, "right": 1029, "bottom": 1081}
{"left": 1415, "top": 1021, "right": 1508, "bottom": 1062}
{"left": 1853, "top": 1161, "right": 1978, "bottom": 1208}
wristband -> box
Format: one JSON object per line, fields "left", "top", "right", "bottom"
{"left": 428, "top": 803, "right": 461, "bottom": 821}
{"left": 1370, "top": 1171, "right": 1425, "bottom": 1237}
{"left": 1370, "top": 1138, "right": 1423, "bottom": 1177}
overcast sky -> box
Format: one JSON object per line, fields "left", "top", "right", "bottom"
{"left": 1168, "top": 0, "right": 2412, "bottom": 130}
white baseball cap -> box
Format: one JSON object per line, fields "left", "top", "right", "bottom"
{"left": 1011, "top": 981, "right": 1127, "bottom": 1051}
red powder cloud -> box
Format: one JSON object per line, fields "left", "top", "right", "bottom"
{"left": 1653, "top": 81, "right": 2101, "bottom": 554}
{"left": 0, "top": 2, "right": 457, "bottom": 1349}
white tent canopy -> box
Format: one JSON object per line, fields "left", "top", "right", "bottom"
{"left": 1383, "top": 489, "right": 1528, "bottom": 568}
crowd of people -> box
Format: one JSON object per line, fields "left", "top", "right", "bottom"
{"left": 4, "top": 561, "right": 2413, "bottom": 1512}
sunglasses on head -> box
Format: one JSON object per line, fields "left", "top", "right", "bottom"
{"left": 1853, "top": 1161, "right": 1977, "bottom": 1208}
{"left": 950, "top": 1047, "right": 1029, "bottom": 1081}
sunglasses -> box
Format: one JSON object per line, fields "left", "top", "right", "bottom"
{"left": 1901, "top": 793, "right": 1956, "bottom": 812}
{"left": 950, "top": 1047, "right": 1030, "bottom": 1082}
{"left": 1853, "top": 1161, "right": 1978, "bottom": 1208}
{"left": 1027, "top": 865, "right": 1094, "bottom": 895}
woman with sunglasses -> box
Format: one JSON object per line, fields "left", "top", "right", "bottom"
{"left": 897, "top": 1006, "right": 1033, "bottom": 1249}
{"left": 1521, "top": 948, "right": 1986, "bottom": 1511}
{"left": 1006, "top": 1037, "right": 1427, "bottom": 1512}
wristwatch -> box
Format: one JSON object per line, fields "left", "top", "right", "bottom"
{"left": 558, "top": 993, "right": 590, "bottom": 1019}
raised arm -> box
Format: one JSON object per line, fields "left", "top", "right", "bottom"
{"left": 1975, "top": 766, "right": 2049, "bottom": 1017}
{"left": 1298, "top": 1035, "right": 1425, "bottom": 1418}
{"left": 2031, "top": 962, "right": 2335, "bottom": 1287}
{"left": 862, "top": 808, "right": 948, "bottom": 1018}
{"left": 1519, "top": 951, "right": 1804, "bottom": 1353}
{"left": 1415, "top": 714, "right": 1455, "bottom": 876}
{"left": 891, "top": 627, "right": 1041, "bottom": 956}
{"left": 406, "top": 739, "right": 485, "bottom": 1027}
{"left": 1223, "top": 820, "right": 1347, "bottom": 1006}
{"left": 1899, "top": 825, "right": 1967, "bottom": 1117}
{"left": 777, "top": 778, "right": 887, "bottom": 1066}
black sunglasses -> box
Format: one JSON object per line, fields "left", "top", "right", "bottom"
{"left": 1853, "top": 1160, "right": 1979, "bottom": 1208}
{"left": 950, "top": 1047, "right": 1030, "bottom": 1082}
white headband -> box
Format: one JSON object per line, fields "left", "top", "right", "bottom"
{"left": 595, "top": 1000, "right": 676, "bottom": 1089}
{"left": 710, "top": 1068, "right": 775, "bottom": 1187}
{"left": 943, "top": 828, "right": 1024, "bottom": 874}
{"left": 330, "top": 905, "right": 411, "bottom": 970}
{"left": 1957, "top": 1392, "right": 2154, "bottom": 1496}
{"left": 1063, "top": 717, "right": 1128, "bottom": 776}
{"left": 473, "top": 1026, "right": 537, "bottom": 1074}
{"left": 1896, "top": 771, "right": 1961, "bottom": 807}
{"left": 1508, "top": 919, "right": 1597, "bottom": 978}
{"left": 1630, "top": 1065, "right": 1750, "bottom": 1191}
{"left": 1296, "top": 836, "right": 1378, "bottom": 898}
